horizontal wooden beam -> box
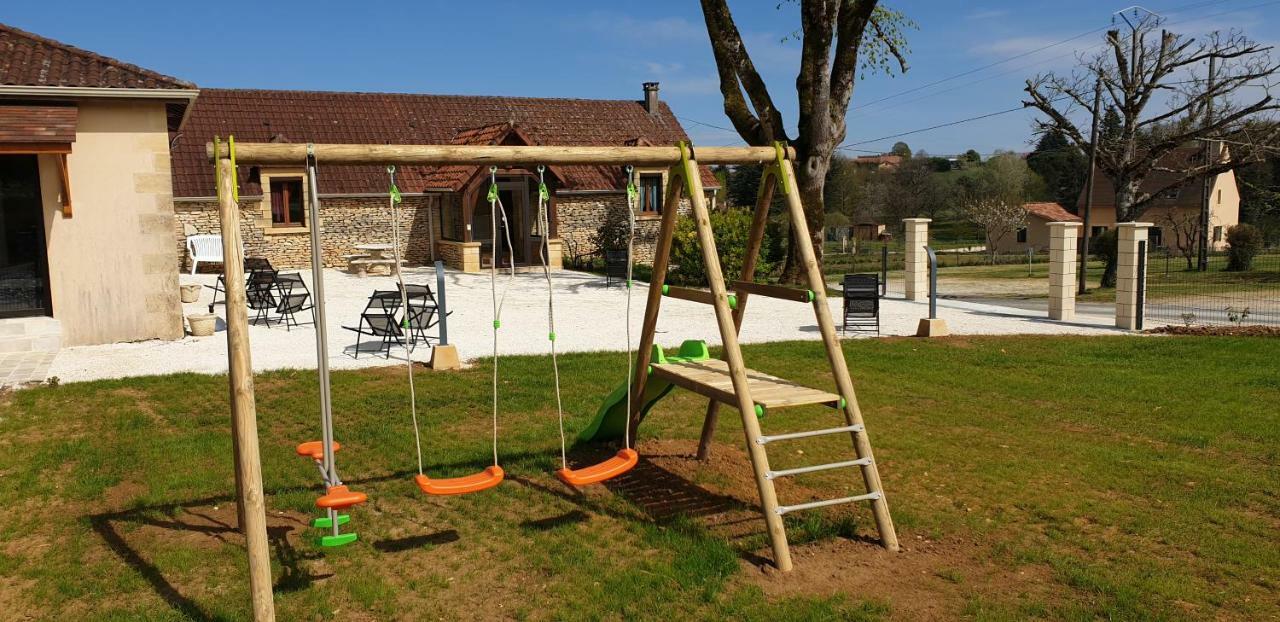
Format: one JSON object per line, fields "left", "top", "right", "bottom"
{"left": 733, "top": 281, "right": 814, "bottom": 304}
{"left": 661, "top": 284, "right": 737, "bottom": 309}
{"left": 206, "top": 142, "right": 794, "bottom": 166}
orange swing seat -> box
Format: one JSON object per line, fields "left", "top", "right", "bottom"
{"left": 414, "top": 465, "right": 505, "bottom": 496}
{"left": 296, "top": 440, "right": 341, "bottom": 461}
{"left": 556, "top": 448, "right": 638, "bottom": 487}
{"left": 316, "top": 485, "right": 367, "bottom": 510}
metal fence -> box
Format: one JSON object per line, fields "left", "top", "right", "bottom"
{"left": 1143, "top": 247, "right": 1280, "bottom": 327}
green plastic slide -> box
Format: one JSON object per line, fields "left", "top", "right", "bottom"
{"left": 578, "top": 340, "right": 711, "bottom": 442}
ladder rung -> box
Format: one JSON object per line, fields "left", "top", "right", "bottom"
{"left": 757, "top": 424, "right": 863, "bottom": 445}
{"left": 776, "top": 491, "right": 881, "bottom": 515}
{"left": 766, "top": 458, "right": 871, "bottom": 480}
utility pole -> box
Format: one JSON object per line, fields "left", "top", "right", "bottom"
{"left": 1197, "top": 54, "right": 1217, "bottom": 272}
{"left": 1080, "top": 77, "right": 1104, "bottom": 293}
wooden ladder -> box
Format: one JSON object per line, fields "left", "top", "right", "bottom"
{"left": 628, "top": 143, "right": 899, "bottom": 571}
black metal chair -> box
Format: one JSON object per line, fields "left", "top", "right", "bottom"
{"left": 273, "top": 273, "right": 314, "bottom": 331}
{"left": 343, "top": 312, "right": 405, "bottom": 358}
{"left": 404, "top": 301, "right": 439, "bottom": 347}
{"left": 841, "top": 274, "right": 880, "bottom": 335}
{"left": 207, "top": 257, "right": 275, "bottom": 313}
{"left": 604, "top": 250, "right": 629, "bottom": 287}
{"left": 246, "top": 270, "right": 280, "bottom": 326}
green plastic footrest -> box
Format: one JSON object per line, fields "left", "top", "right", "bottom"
{"left": 319, "top": 532, "right": 359, "bottom": 548}
{"left": 311, "top": 514, "right": 350, "bottom": 529}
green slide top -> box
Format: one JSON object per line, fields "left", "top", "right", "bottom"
{"left": 578, "top": 340, "right": 710, "bottom": 443}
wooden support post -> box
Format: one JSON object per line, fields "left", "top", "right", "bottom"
{"left": 681, "top": 154, "right": 793, "bottom": 571}
{"left": 696, "top": 170, "right": 776, "bottom": 460}
{"left": 628, "top": 168, "right": 687, "bottom": 435}
{"left": 778, "top": 159, "right": 899, "bottom": 553}
{"left": 217, "top": 157, "right": 277, "bottom": 621}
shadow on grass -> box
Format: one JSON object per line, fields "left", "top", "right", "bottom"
{"left": 90, "top": 500, "right": 323, "bottom": 621}
{"left": 372, "top": 530, "right": 460, "bottom": 553}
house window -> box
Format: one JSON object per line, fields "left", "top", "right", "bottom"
{"left": 1159, "top": 187, "right": 1180, "bottom": 200}
{"left": 1213, "top": 226, "right": 1223, "bottom": 242}
{"left": 440, "top": 195, "right": 463, "bottom": 241}
{"left": 1217, "top": 189, "right": 1222, "bottom": 204}
{"left": 270, "top": 178, "right": 305, "bottom": 227}
{"left": 638, "top": 174, "right": 663, "bottom": 214}
{"left": 1149, "top": 227, "right": 1163, "bottom": 248}
{"left": 1016, "top": 228, "right": 1028, "bottom": 243}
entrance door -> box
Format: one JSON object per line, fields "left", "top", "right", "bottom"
{"left": 0, "top": 156, "right": 50, "bottom": 318}
{"left": 495, "top": 180, "right": 527, "bottom": 266}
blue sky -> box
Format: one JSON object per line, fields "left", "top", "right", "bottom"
{"left": 6, "top": 0, "right": 1277, "bottom": 156}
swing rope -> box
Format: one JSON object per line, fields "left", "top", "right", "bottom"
{"left": 488, "top": 166, "right": 516, "bottom": 467}
{"left": 386, "top": 166, "right": 424, "bottom": 476}
{"left": 623, "top": 166, "right": 636, "bottom": 451}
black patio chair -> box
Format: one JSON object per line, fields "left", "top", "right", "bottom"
{"left": 604, "top": 250, "right": 629, "bottom": 287}
{"left": 841, "top": 273, "right": 880, "bottom": 335}
{"left": 343, "top": 312, "right": 405, "bottom": 358}
{"left": 273, "top": 273, "right": 314, "bottom": 331}
{"left": 207, "top": 257, "right": 275, "bottom": 313}
{"left": 404, "top": 301, "right": 439, "bottom": 347}
{"left": 246, "top": 270, "right": 280, "bottom": 326}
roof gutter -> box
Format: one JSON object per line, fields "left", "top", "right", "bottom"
{"left": 0, "top": 85, "right": 201, "bottom": 129}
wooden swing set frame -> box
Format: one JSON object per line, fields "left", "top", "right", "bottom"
{"left": 209, "top": 141, "right": 896, "bottom": 621}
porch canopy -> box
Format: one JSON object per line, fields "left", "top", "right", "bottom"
{"left": 0, "top": 104, "right": 77, "bottom": 213}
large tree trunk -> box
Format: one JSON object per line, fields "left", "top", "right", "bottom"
{"left": 781, "top": 154, "right": 830, "bottom": 282}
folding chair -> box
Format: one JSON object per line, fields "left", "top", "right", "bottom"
{"left": 246, "top": 270, "right": 280, "bottom": 326}
{"left": 343, "top": 312, "right": 405, "bottom": 358}
{"left": 604, "top": 250, "right": 629, "bottom": 287}
{"left": 274, "top": 273, "right": 314, "bottom": 331}
{"left": 841, "top": 273, "right": 880, "bottom": 335}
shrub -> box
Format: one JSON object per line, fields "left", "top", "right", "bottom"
{"left": 668, "top": 209, "right": 779, "bottom": 286}
{"left": 1225, "top": 223, "right": 1263, "bottom": 271}
{"left": 1095, "top": 228, "right": 1119, "bottom": 288}
{"left": 591, "top": 203, "right": 632, "bottom": 255}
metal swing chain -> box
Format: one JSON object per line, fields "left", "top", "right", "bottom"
{"left": 387, "top": 165, "right": 424, "bottom": 476}
{"left": 488, "top": 166, "right": 517, "bottom": 466}
{"left": 538, "top": 166, "right": 569, "bottom": 469}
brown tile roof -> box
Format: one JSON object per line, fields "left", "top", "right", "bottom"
{"left": 1022, "top": 202, "right": 1080, "bottom": 222}
{"left": 852, "top": 154, "right": 903, "bottom": 168}
{"left": 171, "top": 88, "right": 719, "bottom": 197}
{"left": 0, "top": 104, "right": 77, "bottom": 143}
{"left": 0, "top": 23, "right": 193, "bottom": 90}
{"left": 1077, "top": 146, "right": 1215, "bottom": 210}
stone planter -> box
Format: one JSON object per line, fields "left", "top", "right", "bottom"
{"left": 180, "top": 284, "right": 202, "bottom": 303}
{"left": 187, "top": 313, "right": 217, "bottom": 337}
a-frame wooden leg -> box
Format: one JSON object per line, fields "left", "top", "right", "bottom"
{"left": 628, "top": 165, "right": 687, "bottom": 437}
{"left": 778, "top": 159, "right": 900, "bottom": 552}
{"left": 680, "top": 151, "right": 794, "bottom": 571}
{"left": 696, "top": 169, "right": 777, "bottom": 460}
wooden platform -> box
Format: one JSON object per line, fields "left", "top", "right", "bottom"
{"left": 649, "top": 358, "right": 840, "bottom": 410}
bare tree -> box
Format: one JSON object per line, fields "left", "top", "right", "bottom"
{"left": 1024, "top": 17, "right": 1280, "bottom": 224}
{"left": 1153, "top": 206, "right": 1204, "bottom": 270}
{"left": 700, "top": 0, "right": 911, "bottom": 281}
{"left": 960, "top": 198, "right": 1027, "bottom": 261}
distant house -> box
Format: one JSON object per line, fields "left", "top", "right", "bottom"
{"left": 170, "top": 84, "right": 719, "bottom": 272}
{"left": 1077, "top": 145, "right": 1240, "bottom": 250}
{"left": 993, "top": 202, "right": 1081, "bottom": 253}
{"left": 850, "top": 154, "right": 903, "bottom": 170}
{"left": 0, "top": 23, "right": 196, "bottom": 346}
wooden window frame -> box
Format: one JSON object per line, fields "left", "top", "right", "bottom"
{"left": 637, "top": 173, "right": 663, "bottom": 215}
{"left": 270, "top": 177, "right": 305, "bottom": 228}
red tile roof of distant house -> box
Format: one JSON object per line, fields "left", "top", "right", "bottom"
{"left": 171, "top": 88, "right": 720, "bottom": 197}
{"left": 0, "top": 23, "right": 194, "bottom": 90}
{"left": 1022, "top": 202, "right": 1080, "bottom": 222}
{"left": 851, "top": 154, "right": 903, "bottom": 168}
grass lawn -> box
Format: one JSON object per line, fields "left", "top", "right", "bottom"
{"left": 1, "top": 336, "right": 1277, "bottom": 620}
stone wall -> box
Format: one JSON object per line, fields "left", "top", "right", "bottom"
{"left": 174, "top": 195, "right": 441, "bottom": 270}
{"left": 556, "top": 192, "right": 696, "bottom": 265}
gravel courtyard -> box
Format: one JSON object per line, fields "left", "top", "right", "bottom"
{"left": 48, "top": 267, "right": 1121, "bottom": 383}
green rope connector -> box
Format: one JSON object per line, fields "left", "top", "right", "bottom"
{"left": 487, "top": 183, "right": 499, "bottom": 203}
{"left": 402, "top": 318, "right": 410, "bottom": 329}
{"left": 389, "top": 182, "right": 403, "bottom": 205}
{"left": 493, "top": 320, "right": 501, "bottom": 329}
{"left": 548, "top": 332, "right": 556, "bottom": 342}
{"left": 839, "top": 397, "right": 847, "bottom": 409}
{"left": 538, "top": 182, "right": 550, "bottom": 202}
{"left": 806, "top": 289, "right": 815, "bottom": 302}
{"left": 754, "top": 404, "right": 765, "bottom": 418}
{"left": 728, "top": 294, "right": 738, "bottom": 310}
{"left": 661, "top": 284, "right": 669, "bottom": 295}
{"left": 626, "top": 180, "right": 638, "bottom": 203}
{"left": 626, "top": 279, "right": 632, "bottom": 289}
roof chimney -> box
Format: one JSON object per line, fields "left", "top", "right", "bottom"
{"left": 643, "top": 82, "right": 660, "bottom": 115}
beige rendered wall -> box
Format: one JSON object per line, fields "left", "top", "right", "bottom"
{"left": 1210, "top": 170, "right": 1240, "bottom": 250}
{"left": 39, "top": 100, "right": 182, "bottom": 346}
{"left": 993, "top": 216, "right": 1057, "bottom": 253}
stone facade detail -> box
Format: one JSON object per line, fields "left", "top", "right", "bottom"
{"left": 1047, "top": 222, "right": 1082, "bottom": 321}
{"left": 556, "top": 192, "right": 695, "bottom": 265}
{"left": 903, "top": 218, "right": 930, "bottom": 301}
{"left": 1115, "top": 222, "right": 1152, "bottom": 330}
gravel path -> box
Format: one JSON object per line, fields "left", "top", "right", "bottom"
{"left": 47, "top": 267, "right": 1122, "bottom": 384}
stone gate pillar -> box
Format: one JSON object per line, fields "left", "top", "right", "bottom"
{"left": 903, "top": 218, "right": 930, "bottom": 301}
{"left": 1115, "top": 222, "right": 1152, "bottom": 330}
{"left": 1048, "top": 222, "right": 1082, "bottom": 321}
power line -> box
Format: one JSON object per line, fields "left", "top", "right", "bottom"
{"left": 839, "top": 104, "right": 1038, "bottom": 149}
